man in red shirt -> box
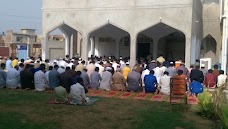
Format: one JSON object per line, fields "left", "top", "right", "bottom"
{"left": 204, "top": 69, "right": 216, "bottom": 88}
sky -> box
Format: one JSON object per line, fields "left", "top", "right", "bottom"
{"left": 0, "top": 0, "right": 42, "bottom": 34}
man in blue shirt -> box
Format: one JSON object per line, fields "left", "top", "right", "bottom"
{"left": 144, "top": 70, "right": 158, "bottom": 93}
{"left": 189, "top": 78, "right": 203, "bottom": 96}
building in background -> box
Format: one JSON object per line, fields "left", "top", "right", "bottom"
{"left": 0, "top": 32, "right": 10, "bottom": 57}
{"left": 4, "top": 29, "right": 41, "bottom": 60}
{"left": 1, "top": 29, "right": 65, "bottom": 60}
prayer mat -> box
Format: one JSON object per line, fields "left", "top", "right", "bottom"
{"left": 118, "top": 92, "right": 134, "bottom": 99}
{"left": 87, "top": 90, "right": 106, "bottom": 96}
{"left": 102, "top": 91, "right": 120, "bottom": 98}
{"left": 150, "top": 94, "right": 167, "bottom": 102}
{"left": 86, "top": 90, "right": 198, "bottom": 105}
{"left": 48, "top": 100, "right": 66, "bottom": 104}
{"left": 133, "top": 93, "right": 149, "bottom": 100}
{"left": 167, "top": 98, "right": 181, "bottom": 103}
{"left": 188, "top": 96, "right": 198, "bottom": 105}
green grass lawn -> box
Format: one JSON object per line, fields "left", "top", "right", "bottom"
{"left": 0, "top": 89, "right": 220, "bottom": 129}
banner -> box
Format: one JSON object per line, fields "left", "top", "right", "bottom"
{"left": 17, "top": 45, "right": 28, "bottom": 60}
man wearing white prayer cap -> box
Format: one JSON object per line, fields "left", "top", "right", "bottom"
{"left": 99, "top": 67, "right": 112, "bottom": 91}
{"left": 200, "top": 64, "right": 207, "bottom": 76}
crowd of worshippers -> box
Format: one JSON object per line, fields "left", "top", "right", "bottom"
{"left": 0, "top": 55, "right": 227, "bottom": 104}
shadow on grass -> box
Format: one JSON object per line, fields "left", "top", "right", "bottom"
{"left": 132, "top": 102, "right": 221, "bottom": 129}
{"left": 0, "top": 112, "right": 61, "bottom": 129}
{"left": 0, "top": 89, "right": 219, "bottom": 129}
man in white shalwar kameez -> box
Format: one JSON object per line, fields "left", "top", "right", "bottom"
{"left": 159, "top": 71, "right": 171, "bottom": 95}
{"left": 6, "top": 66, "right": 20, "bottom": 89}
{"left": 34, "top": 64, "right": 48, "bottom": 91}
{"left": 99, "top": 67, "right": 112, "bottom": 91}
{"left": 153, "top": 63, "right": 163, "bottom": 84}
{"left": 70, "top": 77, "right": 98, "bottom": 105}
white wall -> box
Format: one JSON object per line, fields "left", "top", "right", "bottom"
{"left": 202, "top": 3, "right": 221, "bottom": 64}
{"left": 42, "top": 0, "right": 200, "bottom": 67}
{"left": 48, "top": 41, "right": 65, "bottom": 59}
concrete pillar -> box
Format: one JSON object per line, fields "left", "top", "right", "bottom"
{"left": 185, "top": 35, "right": 191, "bottom": 68}
{"left": 65, "top": 34, "right": 70, "bottom": 56}
{"left": 195, "top": 39, "right": 201, "bottom": 60}
{"left": 81, "top": 34, "right": 88, "bottom": 62}
{"left": 90, "top": 37, "right": 95, "bottom": 56}
{"left": 41, "top": 35, "right": 49, "bottom": 59}
{"left": 130, "top": 36, "right": 136, "bottom": 67}
{"left": 153, "top": 38, "right": 158, "bottom": 60}
{"left": 77, "top": 34, "right": 82, "bottom": 57}
{"left": 115, "top": 38, "right": 120, "bottom": 58}
{"left": 70, "top": 35, "right": 74, "bottom": 58}
{"left": 190, "top": 36, "right": 196, "bottom": 65}
{"left": 222, "top": 18, "right": 228, "bottom": 73}
{"left": 72, "top": 31, "right": 78, "bottom": 57}
{"left": 95, "top": 36, "right": 99, "bottom": 57}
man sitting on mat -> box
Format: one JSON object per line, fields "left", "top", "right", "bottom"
{"left": 144, "top": 70, "right": 158, "bottom": 93}
{"left": 54, "top": 85, "right": 68, "bottom": 104}
{"left": 127, "top": 66, "right": 143, "bottom": 92}
{"left": 158, "top": 71, "right": 171, "bottom": 95}
{"left": 189, "top": 78, "right": 203, "bottom": 96}
{"left": 69, "top": 77, "right": 98, "bottom": 105}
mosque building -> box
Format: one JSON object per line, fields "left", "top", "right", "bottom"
{"left": 42, "top": 0, "right": 227, "bottom": 73}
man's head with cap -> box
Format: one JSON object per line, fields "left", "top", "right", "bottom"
{"left": 170, "top": 62, "right": 174, "bottom": 66}
{"left": 151, "top": 60, "right": 156, "bottom": 63}
{"left": 105, "top": 67, "right": 112, "bottom": 71}
{"left": 180, "top": 62, "right": 185, "bottom": 66}
{"left": 201, "top": 64, "right": 205, "bottom": 68}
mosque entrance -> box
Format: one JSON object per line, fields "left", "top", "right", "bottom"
{"left": 46, "top": 23, "right": 80, "bottom": 59}
{"left": 137, "top": 33, "right": 152, "bottom": 58}
{"left": 158, "top": 32, "right": 186, "bottom": 61}
{"left": 88, "top": 23, "right": 130, "bottom": 58}
{"left": 136, "top": 23, "right": 186, "bottom": 62}
{"left": 137, "top": 43, "right": 150, "bottom": 58}
{"left": 200, "top": 34, "right": 217, "bottom": 64}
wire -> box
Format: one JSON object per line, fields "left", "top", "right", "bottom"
{"left": 2, "top": 20, "right": 41, "bottom": 24}
{"left": 0, "top": 13, "right": 41, "bottom": 19}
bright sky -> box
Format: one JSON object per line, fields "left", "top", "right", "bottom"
{"left": 0, "top": 0, "right": 42, "bottom": 34}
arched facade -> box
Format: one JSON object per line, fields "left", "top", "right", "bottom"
{"left": 201, "top": 35, "right": 217, "bottom": 64}
{"left": 42, "top": 23, "right": 81, "bottom": 59}
{"left": 42, "top": 0, "right": 222, "bottom": 68}
{"left": 158, "top": 32, "right": 186, "bottom": 61}
{"left": 136, "top": 23, "right": 186, "bottom": 61}
{"left": 87, "top": 23, "right": 130, "bottom": 58}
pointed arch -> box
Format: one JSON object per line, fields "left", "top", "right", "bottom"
{"left": 88, "top": 22, "right": 130, "bottom": 37}
{"left": 201, "top": 34, "right": 217, "bottom": 54}
{"left": 136, "top": 22, "right": 186, "bottom": 60}
{"left": 87, "top": 22, "right": 131, "bottom": 58}
{"left": 44, "top": 22, "right": 82, "bottom": 59}
{"left": 136, "top": 22, "right": 187, "bottom": 38}
{"left": 200, "top": 34, "right": 217, "bottom": 65}
{"left": 45, "top": 22, "right": 83, "bottom": 36}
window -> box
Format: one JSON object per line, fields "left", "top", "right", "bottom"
{"left": 16, "top": 36, "right": 23, "bottom": 42}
